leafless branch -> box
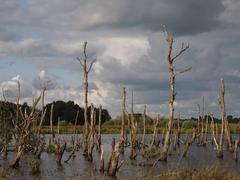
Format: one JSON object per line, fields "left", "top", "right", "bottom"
{"left": 171, "top": 43, "right": 189, "bottom": 62}
{"left": 175, "top": 66, "right": 192, "bottom": 76}
{"left": 76, "top": 57, "right": 84, "bottom": 68}
{"left": 87, "top": 59, "right": 97, "bottom": 73}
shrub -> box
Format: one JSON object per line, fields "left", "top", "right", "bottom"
{"left": 30, "top": 159, "right": 40, "bottom": 175}
{"left": 47, "top": 144, "right": 56, "bottom": 154}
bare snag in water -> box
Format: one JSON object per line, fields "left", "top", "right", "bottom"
{"left": 159, "top": 32, "right": 190, "bottom": 161}
{"left": 76, "top": 41, "right": 96, "bottom": 156}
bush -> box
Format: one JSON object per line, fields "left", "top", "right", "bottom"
{"left": 31, "top": 159, "right": 40, "bottom": 175}
{"left": 47, "top": 144, "right": 56, "bottom": 154}
{"left": 142, "top": 147, "right": 161, "bottom": 159}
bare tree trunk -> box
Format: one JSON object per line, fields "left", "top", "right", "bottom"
{"left": 210, "top": 113, "right": 223, "bottom": 158}
{"left": 203, "top": 114, "right": 209, "bottom": 146}
{"left": 50, "top": 103, "right": 55, "bottom": 139}
{"left": 173, "top": 113, "right": 181, "bottom": 152}
{"left": 182, "top": 128, "right": 196, "bottom": 157}
{"left": 219, "top": 79, "right": 232, "bottom": 151}
{"left": 197, "top": 104, "right": 201, "bottom": 144}
{"left": 74, "top": 110, "right": 79, "bottom": 135}
{"left": 57, "top": 116, "right": 60, "bottom": 134}
{"left": 85, "top": 105, "right": 97, "bottom": 162}
{"left": 120, "top": 87, "right": 126, "bottom": 154}
{"left": 107, "top": 139, "right": 121, "bottom": 177}
{"left": 159, "top": 33, "right": 190, "bottom": 161}
{"left": 150, "top": 115, "right": 159, "bottom": 148}
{"left": 234, "top": 139, "right": 238, "bottom": 161}
{"left": 96, "top": 105, "right": 102, "bottom": 153}
{"left": 129, "top": 90, "right": 137, "bottom": 159}
{"left": 77, "top": 42, "right": 96, "bottom": 157}
{"left": 141, "top": 105, "right": 147, "bottom": 150}
{"left": 56, "top": 139, "right": 66, "bottom": 165}
{"left": 99, "top": 145, "right": 104, "bottom": 172}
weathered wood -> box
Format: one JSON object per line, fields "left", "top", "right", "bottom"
{"left": 77, "top": 42, "right": 96, "bottom": 157}
{"left": 159, "top": 32, "right": 190, "bottom": 161}
{"left": 50, "top": 103, "right": 55, "bottom": 139}
{"left": 219, "top": 79, "right": 233, "bottom": 151}
{"left": 120, "top": 87, "right": 126, "bottom": 154}
{"left": 107, "top": 140, "right": 122, "bottom": 177}
{"left": 99, "top": 145, "right": 104, "bottom": 172}
{"left": 150, "top": 115, "right": 159, "bottom": 148}
{"left": 96, "top": 105, "right": 102, "bottom": 153}
{"left": 129, "top": 90, "right": 137, "bottom": 159}
{"left": 87, "top": 105, "right": 96, "bottom": 161}
{"left": 56, "top": 139, "right": 66, "bottom": 165}
{"left": 74, "top": 110, "right": 79, "bottom": 135}
{"left": 210, "top": 113, "right": 223, "bottom": 158}
{"left": 182, "top": 128, "right": 196, "bottom": 157}
{"left": 234, "top": 139, "right": 238, "bottom": 161}
{"left": 141, "top": 105, "right": 147, "bottom": 150}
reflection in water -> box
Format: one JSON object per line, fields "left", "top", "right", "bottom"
{"left": 1, "top": 134, "right": 240, "bottom": 179}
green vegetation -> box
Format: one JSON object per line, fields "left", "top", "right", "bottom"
{"left": 142, "top": 147, "right": 161, "bottom": 159}
{"left": 30, "top": 159, "right": 40, "bottom": 174}
{"left": 40, "top": 122, "right": 240, "bottom": 134}
{"left": 46, "top": 144, "right": 56, "bottom": 154}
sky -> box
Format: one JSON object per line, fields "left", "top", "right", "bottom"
{"left": 0, "top": 0, "right": 240, "bottom": 118}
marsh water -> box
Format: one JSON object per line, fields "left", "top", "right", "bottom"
{"left": 1, "top": 134, "right": 240, "bottom": 179}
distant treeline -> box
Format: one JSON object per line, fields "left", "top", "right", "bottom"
{"left": 0, "top": 100, "right": 111, "bottom": 125}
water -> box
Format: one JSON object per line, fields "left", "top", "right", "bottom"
{"left": 1, "top": 134, "right": 240, "bottom": 179}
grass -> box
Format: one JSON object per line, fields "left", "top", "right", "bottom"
{"left": 142, "top": 147, "right": 161, "bottom": 159}
{"left": 30, "top": 158, "right": 40, "bottom": 175}
{"left": 46, "top": 144, "right": 56, "bottom": 154}
{"left": 142, "top": 168, "right": 235, "bottom": 180}
{"left": 40, "top": 123, "right": 240, "bottom": 134}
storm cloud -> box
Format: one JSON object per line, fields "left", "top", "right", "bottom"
{"left": 0, "top": 0, "right": 239, "bottom": 118}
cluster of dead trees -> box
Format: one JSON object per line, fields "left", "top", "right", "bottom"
{"left": 0, "top": 32, "right": 240, "bottom": 179}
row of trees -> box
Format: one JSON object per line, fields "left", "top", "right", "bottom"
{"left": 0, "top": 100, "right": 111, "bottom": 126}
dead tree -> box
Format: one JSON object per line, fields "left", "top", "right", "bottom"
{"left": 210, "top": 113, "right": 223, "bottom": 158}
{"left": 234, "top": 139, "right": 238, "bottom": 161}
{"left": 219, "top": 79, "right": 233, "bottom": 151}
{"left": 96, "top": 105, "right": 102, "bottom": 153}
{"left": 10, "top": 93, "right": 42, "bottom": 168}
{"left": 74, "top": 110, "right": 79, "bottom": 135}
{"left": 182, "top": 128, "right": 196, "bottom": 157}
{"left": 57, "top": 116, "right": 60, "bottom": 134}
{"left": 107, "top": 138, "right": 123, "bottom": 177}
{"left": 173, "top": 113, "right": 181, "bottom": 152}
{"left": 150, "top": 115, "right": 160, "bottom": 148}
{"left": 159, "top": 32, "right": 190, "bottom": 161}
{"left": 120, "top": 87, "right": 126, "bottom": 154}
{"left": 203, "top": 113, "right": 209, "bottom": 146}
{"left": 129, "top": 90, "right": 137, "bottom": 159}
{"left": 99, "top": 145, "right": 104, "bottom": 172}
{"left": 55, "top": 139, "right": 67, "bottom": 165}
{"left": 77, "top": 41, "right": 96, "bottom": 156}
{"left": 141, "top": 105, "right": 147, "bottom": 150}
{"left": 87, "top": 105, "right": 96, "bottom": 161}
{"left": 50, "top": 103, "right": 55, "bottom": 139}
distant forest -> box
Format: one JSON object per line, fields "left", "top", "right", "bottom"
{"left": 1, "top": 100, "right": 240, "bottom": 125}
{"left": 0, "top": 100, "right": 111, "bottom": 125}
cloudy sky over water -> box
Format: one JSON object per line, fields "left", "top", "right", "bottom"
{"left": 0, "top": 0, "right": 240, "bottom": 118}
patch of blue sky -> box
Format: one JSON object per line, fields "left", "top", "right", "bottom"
{"left": 50, "top": 68, "right": 83, "bottom": 87}
{"left": 0, "top": 57, "right": 37, "bottom": 83}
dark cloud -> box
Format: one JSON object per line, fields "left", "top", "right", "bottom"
{"left": 0, "top": 0, "right": 239, "bottom": 118}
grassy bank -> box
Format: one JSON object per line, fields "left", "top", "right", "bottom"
{"left": 40, "top": 123, "right": 240, "bottom": 134}
{"left": 141, "top": 168, "right": 237, "bottom": 180}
